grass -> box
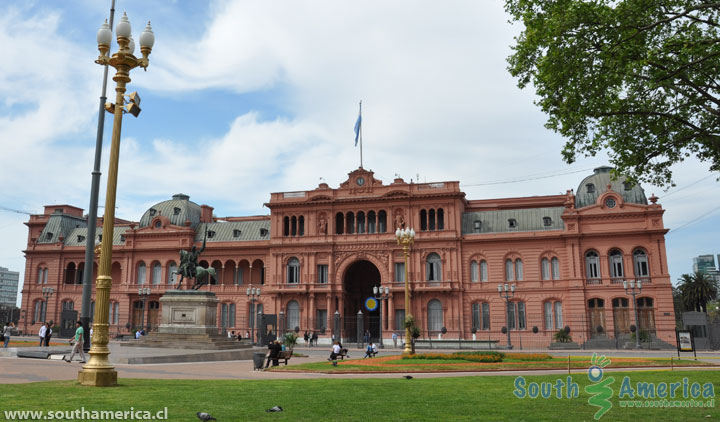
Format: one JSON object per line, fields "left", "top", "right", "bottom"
{"left": 0, "top": 371, "right": 718, "bottom": 421}
{"left": 272, "top": 354, "right": 713, "bottom": 373}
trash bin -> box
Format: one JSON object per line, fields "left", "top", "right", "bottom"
{"left": 253, "top": 352, "right": 266, "bottom": 371}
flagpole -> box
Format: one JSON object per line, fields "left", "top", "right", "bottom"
{"left": 359, "top": 101, "right": 363, "bottom": 169}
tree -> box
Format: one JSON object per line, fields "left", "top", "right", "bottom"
{"left": 677, "top": 271, "right": 718, "bottom": 312}
{"left": 505, "top": 0, "right": 720, "bottom": 187}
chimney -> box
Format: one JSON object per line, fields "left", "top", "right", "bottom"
{"left": 201, "top": 205, "right": 214, "bottom": 223}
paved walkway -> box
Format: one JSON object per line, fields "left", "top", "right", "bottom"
{"left": 1, "top": 343, "right": 718, "bottom": 384}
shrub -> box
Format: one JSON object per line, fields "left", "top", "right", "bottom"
{"left": 553, "top": 329, "right": 572, "bottom": 343}
{"left": 283, "top": 333, "right": 298, "bottom": 349}
{"left": 404, "top": 351, "right": 504, "bottom": 363}
{"left": 504, "top": 353, "right": 552, "bottom": 361}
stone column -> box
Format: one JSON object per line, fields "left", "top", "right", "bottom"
{"left": 326, "top": 294, "right": 333, "bottom": 330}
{"left": 308, "top": 294, "right": 315, "bottom": 331}
{"left": 388, "top": 293, "right": 395, "bottom": 332}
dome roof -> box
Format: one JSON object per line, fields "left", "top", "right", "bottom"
{"left": 139, "top": 194, "right": 202, "bottom": 229}
{"left": 575, "top": 166, "right": 647, "bottom": 208}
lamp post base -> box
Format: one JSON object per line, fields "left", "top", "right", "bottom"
{"left": 77, "top": 368, "right": 118, "bottom": 386}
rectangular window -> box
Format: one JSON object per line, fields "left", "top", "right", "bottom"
{"left": 541, "top": 259, "right": 550, "bottom": 281}
{"left": 316, "top": 309, "right": 327, "bottom": 330}
{"left": 480, "top": 261, "right": 488, "bottom": 282}
{"left": 394, "top": 263, "right": 405, "bottom": 282}
{"left": 395, "top": 309, "right": 406, "bottom": 331}
{"left": 515, "top": 260, "right": 523, "bottom": 281}
{"left": 317, "top": 265, "right": 328, "bottom": 284}
{"left": 554, "top": 302, "right": 563, "bottom": 330}
{"left": 470, "top": 261, "right": 479, "bottom": 283}
{"left": 481, "top": 303, "right": 490, "bottom": 330}
{"left": 221, "top": 303, "right": 228, "bottom": 328}
{"left": 507, "top": 302, "right": 516, "bottom": 330}
{"left": 518, "top": 302, "right": 526, "bottom": 330}
{"left": 544, "top": 302, "right": 553, "bottom": 330}
{"left": 505, "top": 260, "right": 514, "bottom": 281}
{"left": 472, "top": 303, "right": 480, "bottom": 329}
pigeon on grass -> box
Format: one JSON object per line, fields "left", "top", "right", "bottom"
{"left": 266, "top": 406, "right": 284, "bottom": 412}
{"left": 197, "top": 412, "right": 217, "bottom": 421}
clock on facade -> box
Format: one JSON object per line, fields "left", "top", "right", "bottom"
{"left": 356, "top": 177, "right": 365, "bottom": 186}
{"left": 605, "top": 198, "right": 616, "bottom": 208}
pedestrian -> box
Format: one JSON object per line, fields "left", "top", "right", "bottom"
{"left": 311, "top": 331, "right": 318, "bottom": 347}
{"left": 363, "top": 329, "right": 371, "bottom": 346}
{"left": 392, "top": 332, "right": 398, "bottom": 348}
{"left": 264, "top": 340, "right": 282, "bottom": 369}
{"left": 89, "top": 324, "right": 93, "bottom": 347}
{"left": 2, "top": 322, "right": 14, "bottom": 348}
{"left": 38, "top": 323, "right": 47, "bottom": 346}
{"left": 229, "top": 330, "right": 235, "bottom": 339}
{"left": 64, "top": 321, "right": 86, "bottom": 363}
{"left": 303, "top": 331, "right": 309, "bottom": 346}
{"left": 44, "top": 322, "right": 52, "bottom": 347}
{"left": 245, "top": 331, "right": 250, "bottom": 340}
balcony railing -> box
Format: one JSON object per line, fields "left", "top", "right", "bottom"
{"left": 585, "top": 277, "right": 652, "bottom": 286}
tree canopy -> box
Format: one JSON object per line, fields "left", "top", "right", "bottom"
{"left": 505, "top": 0, "right": 720, "bottom": 186}
{"left": 677, "top": 271, "right": 718, "bottom": 312}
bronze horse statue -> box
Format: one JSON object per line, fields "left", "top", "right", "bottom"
{"left": 176, "top": 228, "right": 217, "bottom": 290}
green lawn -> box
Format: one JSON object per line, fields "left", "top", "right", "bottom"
{"left": 0, "top": 371, "right": 717, "bottom": 421}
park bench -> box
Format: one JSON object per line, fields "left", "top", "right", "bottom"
{"left": 336, "top": 348, "right": 349, "bottom": 360}
{"left": 276, "top": 349, "right": 293, "bottom": 365}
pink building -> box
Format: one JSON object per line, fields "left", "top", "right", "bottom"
{"left": 20, "top": 166, "right": 675, "bottom": 347}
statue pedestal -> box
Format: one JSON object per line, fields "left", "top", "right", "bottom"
{"left": 158, "top": 290, "right": 219, "bottom": 335}
{"left": 122, "top": 290, "right": 249, "bottom": 350}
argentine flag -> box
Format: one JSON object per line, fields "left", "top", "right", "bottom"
{"left": 354, "top": 102, "right": 362, "bottom": 146}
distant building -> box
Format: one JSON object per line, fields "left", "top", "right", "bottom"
{"left": 692, "top": 254, "right": 720, "bottom": 283}
{"left": 19, "top": 166, "right": 676, "bottom": 347}
{"left": 0, "top": 266, "right": 19, "bottom": 307}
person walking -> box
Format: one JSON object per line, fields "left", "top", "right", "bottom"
{"left": 392, "top": 332, "right": 398, "bottom": 348}
{"left": 43, "top": 322, "right": 52, "bottom": 347}
{"left": 303, "top": 331, "right": 309, "bottom": 346}
{"left": 363, "top": 329, "right": 371, "bottom": 346}
{"left": 311, "top": 331, "right": 318, "bottom": 347}
{"left": 64, "top": 321, "right": 86, "bottom": 363}
{"left": 38, "top": 323, "right": 47, "bottom": 346}
{"left": 2, "top": 322, "right": 14, "bottom": 348}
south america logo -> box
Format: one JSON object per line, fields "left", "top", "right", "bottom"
{"left": 585, "top": 353, "right": 614, "bottom": 420}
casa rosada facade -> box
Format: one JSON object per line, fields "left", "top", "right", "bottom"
{"left": 20, "top": 166, "right": 676, "bottom": 347}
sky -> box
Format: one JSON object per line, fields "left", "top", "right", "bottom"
{"left": 1, "top": 1, "right": 719, "bottom": 307}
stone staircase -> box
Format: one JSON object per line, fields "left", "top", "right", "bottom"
{"left": 121, "top": 332, "right": 250, "bottom": 350}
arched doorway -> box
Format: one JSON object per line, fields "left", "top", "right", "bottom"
{"left": 343, "top": 260, "right": 381, "bottom": 342}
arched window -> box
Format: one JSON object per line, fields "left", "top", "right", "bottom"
{"left": 137, "top": 262, "right": 147, "bottom": 285}
{"left": 335, "top": 212, "right": 344, "bottom": 235}
{"left": 65, "top": 262, "right": 76, "bottom": 284}
{"left": 437, "top": 208, "right": 444, "bottom": 230}
{"left": 541, "top": 258, "right": 550, "bottom": 280}
{"left": 471, "top": 302, "right": 491, "bottom": 331}
{"left": 551, "top": 257, "right": 560, "bottom": 280}
{"left": 470, "top": 260, "right": 479, "bottom": 282}
{"left": 609, "top": 249, "right": 624, "bottom": 278}
{"left": 283, "top": 216, "right": 290, "bottom": 237}
{"left": 291, "top": 216, "right": 297, "bottom": 236}
{"left": 378, "top": 210, "right": 387, "bottom": 233}
{"left": 420, "top": 209, "right": 428, "bottom": 231}
{"left": 480, "top": 260, "right": 488, "bottom": 282}
{"left": 633, "top": 249, "right": 649, "bottom": 277}
{"left": 426, "top": 253, "right": 442, "bottom": 281}
{"left": 151, "top": 262, "right": 162, "bottom": 285}
{"left": 515, "top": 259, "right": 523, "bottom": 281}
{"left": 38, "top": 266, "right": 48, "bottom": 284}
{"left": 585, "top": 251, "right": 600, "bottom": 280}
{"left": 62, "top": 300, "right": 74, "bottom": 310}
{"left": 346, "top": 212, "right": 355, "bottom": 235}
{"left": 357, "top": 211, "right": 366, "bottom": 234}
{"left": 168, "top": 261, "right": 177, "bottom": 284}
{"left": 33, "top": 299, "right": 44, "bottom": 323}
{"left": 505, "top": 259, "right": 514, "bottom": 281}
{"left": 368, "top": 211, "right": 376, "bottom": 234}
{"left": 429, "top": 209, "right": 436, "bottom": 231}
{"left": 287, "top": 300, "right": 300, "bottom": 331}
{"left": 287, "top": 258, "right": 300, "bottom": 284}
{"left": 298, "top": 216, "right": 304, "bottom": 236}
{"left": 427, "top": 299, "right": 443, "bottom": 332}
{"left": 637, "top": 297, "right": 656, "bottom": 333}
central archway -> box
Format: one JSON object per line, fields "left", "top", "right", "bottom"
{"left": 343, "top": 260, "right": 381, "bottom": 342}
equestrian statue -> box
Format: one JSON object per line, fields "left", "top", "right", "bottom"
{"left": 176, "top": 228, "right": 217, "bottom": 290}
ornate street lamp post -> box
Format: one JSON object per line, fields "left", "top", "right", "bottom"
{"left": 78, "top": 13, "right": 154, "bottom": 387}
{"left": 623, "top": 279, "right": 643, "bottom": 349}
{"left": 498, "top": 283, "right": 516, "bottom": 349}
{"left": 246, "top": 287, "right": 261, "bottom": 345}
{"left": 395, "top": 227, "right": 415, "bottom": 354}
{"left": 41, "top": 287, "right": 54, "bottom": 323}
{"left": 373, "top": 285, "right": 389, "bottom": 349}
{"left": 138, "top": 287, "right": 151, "bottom": 333}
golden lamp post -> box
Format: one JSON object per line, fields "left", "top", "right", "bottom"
{"left": 395, "top": 227, "right": 415, "bottom": 354}
{"left": 78, "top": 12, "right": 154, "bottom": 387}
